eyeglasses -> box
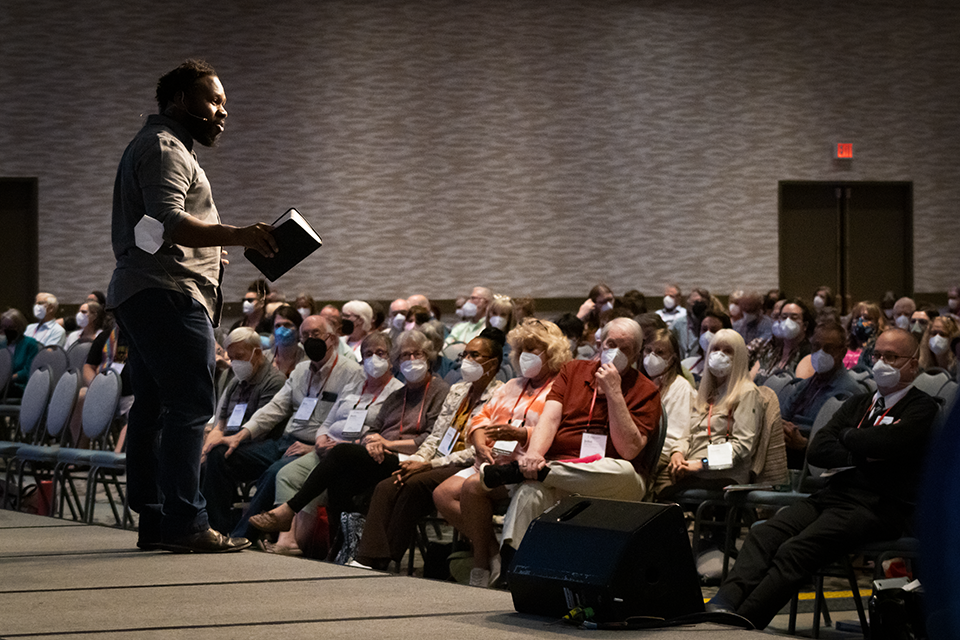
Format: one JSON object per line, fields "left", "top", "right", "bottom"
{"left": 870, "top": 350, "right": 916, "bottom": 366}
{"left": 362, "top": 348, "right": 390, "bottom": 359}
{"left": 399, "top": 350, "right": 425, "bottom": 361}
{"left": 458, "top": 350, "right": 493, "bottom": 362}
{"left": 302, "top": 331, "right": 334, "bottom": 341}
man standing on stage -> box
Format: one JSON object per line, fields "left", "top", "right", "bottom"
{"left": 108, "top": 59, "right": 277, "bottom": 552}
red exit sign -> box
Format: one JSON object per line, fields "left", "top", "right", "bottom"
{"left": 835, "top": 143, "right": 853, "bottom": 159}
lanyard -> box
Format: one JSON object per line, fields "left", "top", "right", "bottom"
{"left": 586, "top": 387, "right": 599, "bottom": 430}
{"left": 306, "top": 354, "right": 338, "bottom": 399}
{"left": 857, "top": 397, "right": 893, "bottom": 429}
{"left": 509, "top": 376, "right": 555, "bottom": 428}
{"left": 353, "top": 378, "right": 386, "bottom": 411}
{"left": 400, "top": 376, "right": 432, "bottom": 435}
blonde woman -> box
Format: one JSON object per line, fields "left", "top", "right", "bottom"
{"left": 919, "top": 315, "right": 959, "bottom": 373}
{"left": 663, "top": 328, "right": 763, "bottom": 495}
{"left": 433, "top": 318, "right": 571, "bottom": 587}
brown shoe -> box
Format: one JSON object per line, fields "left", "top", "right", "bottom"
{"left": 158, "top": 528, "right": 252, "bottom": 553}
{"left": 249, "top": 510, "right": 292, "bottom": 533}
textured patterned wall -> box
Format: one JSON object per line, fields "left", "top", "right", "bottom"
{"left": 1, "top": 0, "right": 958, "bottom": 306}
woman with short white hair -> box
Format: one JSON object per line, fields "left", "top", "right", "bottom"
{"left": 340, "top": 300, "right": 374, "bottom": 361}
{"left": 663, "top": 328, "right": 763, "bottom": 494}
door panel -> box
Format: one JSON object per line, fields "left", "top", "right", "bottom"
{"left": 0, "top": 178, "right": 39, "bottom": 313}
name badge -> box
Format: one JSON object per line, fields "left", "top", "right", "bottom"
{"left": 226, "top": 403, "right": 247, "bottom": 432}
{"left": 109, "top": 362, "right": 125, "bottom": 375}
{"left": 707, "top": 441, "right": 734, "bottom": 470}
{"left": 492, "top": 440, "right": 518, "bottom": 456}
{"left": 341, "top": 409, "right": 368, "bottom": 437}
{"left": 437, "top": 426, "right": 459, "bottom": 457}
{"left": 878, "top": 416, "right": 894, "bottom": 426}
{"left": 579, "top": 432, "right": 607, "bottom": 459}
{"left": 294, "top": 396, "right": 319, "bottom": 422}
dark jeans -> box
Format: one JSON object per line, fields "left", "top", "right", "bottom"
{"left": 288, "top": 442, "right": 400, "bottom": 516}
{"left": 715, "top": 489, "right": 902, "bottom": 629}
{"left": 114, "top": 288, "right": 215, "bottom": 539}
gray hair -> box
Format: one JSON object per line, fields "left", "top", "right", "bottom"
{"left": 394, "top": 329, "right": 438, "bottom": 365}
{"left": 342, "top": 300, "right": 374, "bottom": 331}
{"left": 600, "top": 317, "right": 644, "bottom": 359}
{"left": 224, "top": 326, "right": 262, "bottom": 350}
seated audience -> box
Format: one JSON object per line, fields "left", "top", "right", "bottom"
{"left": 479, "top": 318, "right": 661, "bottom": 558}
{"left": 680, "top": 310, "right": 732, "bottom": 383}
{"left": 294, "top": 293, "right": 316, "bottom": 320}
{"left": 676, "top": 287, "right": 719, "bottom": 359}
{"left": 622, "top": 289, "right": 647, "bottom": 316}
{"left": 846, "top": 301, "right": 886, "bottom": 369}
{"left": 1, "top": 308, "right": 42, "bottom": 398}
{"left": 919, "top": 315, "right": 958, "bottom": 374}
{"left": 656, "top": 283, "right": 687, "bottom": 327}
{"left": 943, "top": 284, "right": 959, "bottom": 319}
{"left": 25, "top": 292, "right": 66, "bottom": 347}
{"left": 264, "top": 331, "right": 403, "bottom": 554}
{"left": 812, "top": 286, "right": 835, "bottom": 316}
{"left": 708, "top": 328, "right": 939, "bottom": 629}
{"left": 752, "top": 298, "right": 813, "bottom": 384}
{"left": 636, "top": 312, "right": 668, "bottom": 347}
{"left": 268, "top": 305, "right": 305, "bottom": 377}
{"left": 663, "top": 329, "right": 763, "bottom": 496}
{"left": 728, "top": 289, "right": 745, "bottom": 324}
{"left": 386, "top": 298, "right": 409, "bottom": 339}
{"left": 485, "top": 294, "right": 515, "bottom": 334}
{"left": 68, "top": 323, "right": 135, "bottom": 447}
{"left": 908, "top": 306, "right": 936, "bottom": 341}
{"left": 319, "top": 304, "right": 342, "bottom": 334}
{"left": 576, "top": 282, "right": 615, "bottom": 338}
{"left": 891, "top": 296, "right": 917, "bottom": 331}
{"left": 433, "top": 318, "right": 571, "bottom": 586}
{"left": 354, "top": 332, "right": 505, "bottom": 569}
{"left": 512, "top": 296, "right": 536, "bottom": 323}
{"left": 231, "top": 279, "right": 273, "bottom": 335}
{"left": 246, "top": 329, "right": 450, "bottom": 549}
{"left": 202, "top": 315, "right": 363, "bottom": 537}
{"left": 444, "top": 287, "right": 492, "bottom": 347}
{"left": 340, "top": 300, "right": 375, "bottom": 361}
{"left": 777, "top": 321, "right": 863, "bottom": 468}
{"left": 64, "top": 301, "right": 106, "bottom": 349}
{"left": 732, "top": 291, "right": 774, "bottom": 345}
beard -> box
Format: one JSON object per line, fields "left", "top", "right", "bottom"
{"left": 185, "top": 117, "right": 224, "bottom": 147}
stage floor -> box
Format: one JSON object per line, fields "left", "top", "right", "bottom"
{"left": 0, "top": 510, "right": 784, "bottom": 640}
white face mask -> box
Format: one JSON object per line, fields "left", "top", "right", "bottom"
{"left": 231, "top": 358, "right": 255, "bottom": 382}
{"left": 403, "top": 321, "right": 416, "bottom": 332}
{"left": 33, "top": 304, "right": 47, "bottom": 321}
{"left": 363, "top": 354, "right": 390, "bottom": 379}
{"left": 728, "top": 303, "right": 741, "bottom": 317}
{"left": 872, "top": 359, "right": 903, "bottom": 393}
{"left": 460, "top": 301, "right": 478, "bottom": 320}
{"left": 707, "top": 350, "right": 733, "bottom": 378}
{"left": 699, "top": 331, "right": 715, "bottom": 353}
{"left": 242, "top": 300, "right": 256, "bottom": 316}
{"left": 400, "top": 359, "right": 428, "bottom": 383}
{"left": 810, "top": 349, "right": 835, "bottom": 374}
{"left": 895, "top": 315, "right": 911, "bottom": 330}
{"left": 643, "top": 352, "right": 668, "bottom": 377}
{"left": 391, "top": 313, "right": 406, "bottom": 330}
{"left": 813, "top": 295, "right": 825, "bottom": 309}
{"left": 297, "top": 307, "right": 311, "bottom": 320}
{"left": 594, "top": 327, "right": 602, "bottom": 344}
{"left": 455, "top": 306, "right": 466, "bottom": 319}
{"left": 519, "top": 351, "right": 543, "bottom": 379}
{"left": 75, "top": 311, "right": 89, "bottom": 328}
{"left": 488, "top": 315, "right": 508, "bottom": 331}
{"left": 663, "top": 296, "right": 676, "bottom": 311}
{"left": 780, "top": 318, "right": 802, "bottom": 340}
{"left": 929, "top": 335, "right": 950, "bottom": 356}
{"left": 771, "top": 320, "right": 783, "bottom": 339}
{"left": 600, "top": 347, "right": 628, "bottom": 373}
{"left": 599, "top": 300, "right": 614, "bottom": 313}
{"left": 460, "top": 357, "right": 486, "bottom": 383}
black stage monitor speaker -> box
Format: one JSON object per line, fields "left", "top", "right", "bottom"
{"left": 508, "top": 497, "right": 704, "bottom": 623}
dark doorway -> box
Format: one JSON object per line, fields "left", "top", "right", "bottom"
{"left": 779, "top": 181, "right": 913, "bottom": 315}
{"left": 0, "top": 178, "right": 39, "bottom": 314}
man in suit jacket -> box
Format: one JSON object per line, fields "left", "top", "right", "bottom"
{"left": 708, "top": 328, "right": 939, "bottom": 629}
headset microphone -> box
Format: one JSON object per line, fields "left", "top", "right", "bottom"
{"left": 185, "top": 110, "right": 209, "bottom": 122}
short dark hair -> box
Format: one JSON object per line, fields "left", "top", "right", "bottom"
{"left": 156, "top": 59, "right": 217, "bottom": 112}
{"left": 272, "top": 304, "right": 303, "bottom": 331}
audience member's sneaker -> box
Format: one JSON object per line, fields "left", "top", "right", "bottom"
{"left": 469, "top": 567, "right": 492, "bottom": 588}
{"left": 157, "top": 528, "right": 252, "bottom": 553}
{"left": 347, "top": 559, "right": 374, "bottom": 570}
{"left": 480, "top": 461, "right": 524, "bottom": 489}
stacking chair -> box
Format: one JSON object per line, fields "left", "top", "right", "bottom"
{"left": 1, "top": 368, "right": 53, "bottom": 509}
{"left": 913, "top": 370, "right": 951, "bottom": 397}
{"left": 28, "top": 345, "right": 69, "bottom": 387}
{"left": 0, "top": 348, "right": 21, "bottom": 423}
{"left": 762, "top": 371, "right": 795, "bottom": 396}
{"left": 9, "top": 370, "right": 81, "bottom": 517}
{"left": 66, "top": 341, "right": 93, "bottom": 373}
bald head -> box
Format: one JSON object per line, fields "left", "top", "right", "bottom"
{"left": 873, "top": 328, "right": 920, "bottom": 390}
{"left": 407, "top": 294, "right": 430, "bottom": 309}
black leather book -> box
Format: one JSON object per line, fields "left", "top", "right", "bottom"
{"left": 244, "top": 208, "right": 322, "bottom": 282}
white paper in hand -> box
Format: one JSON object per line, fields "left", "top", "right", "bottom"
{"left": 134, "top": 215, "right": 165, "bottom": 255}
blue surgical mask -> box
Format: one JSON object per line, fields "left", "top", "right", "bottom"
{"left": 274, "top": 326, "right": 297, "bottom": 348}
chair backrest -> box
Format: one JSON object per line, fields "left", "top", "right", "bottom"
{"left": 81, "top": 370, "right": 121, "bottom": 443}
{"left": 762, "top": 371, "right": 795, "bottom": 397}
{"left": 45, "top": 369, "right": 81, "bottom": 441}
{"left": 913, "top": 371, "right": 950, "bottom": 397}
{"left": 66, "top": 341, "right": 93, "bottom": 373}
{"left": 805, "top": 393, "right": 849, "bottom": 478}
{"left": 0, "top": 347, "right": 12, "bottom": 400}
{"left": 441, "top": 341, "right": 466, "bottom": 363}
{"left": 19, "top": 367, "right": 53, "bottom": 442}
{"left": 28, "top": 345, "right": 69, "bottom": 386}
{"left": 752, "top": 385, "right": 789, "bottom": 485}
{"left": 640, "top": 403, "right": 669, "bottom": 481}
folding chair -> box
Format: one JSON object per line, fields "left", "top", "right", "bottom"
{"left": 1, "top": 368, "right": 53, "bottom": 509}
{"left": 28, "top": 345, "right": 69, "bottom": 387}
{"left": 66, "top": 341, "right": 93, "bottom": 373}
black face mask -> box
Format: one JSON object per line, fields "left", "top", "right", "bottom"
{"left": 691, "top": 300, "right": 707, "bottom": 318}
{"left": 3, "top": 329, "right": 18, "bottom": 344}
{"left": 340, "top": 318, "right": 355, "bottom": 336}
{"left": 304, "top": 337, "right": 328, "bottom": 363}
